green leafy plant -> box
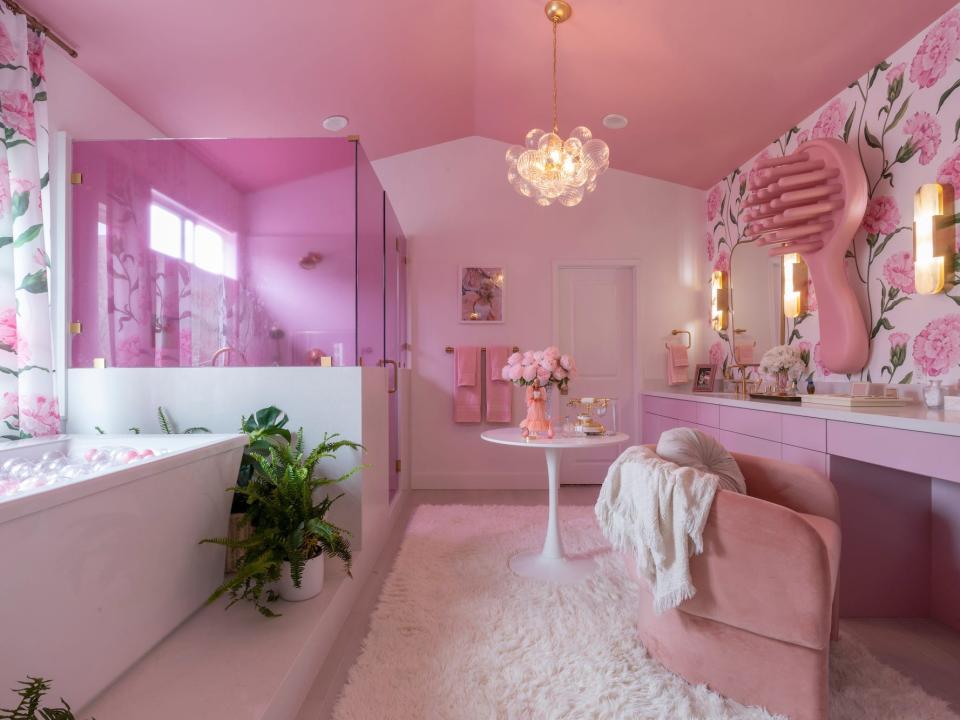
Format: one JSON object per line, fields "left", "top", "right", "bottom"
{"left": 201, "top": 431, "right": 362, "bottom": 617}
{"left": 231, "top": 406, "right": 293, "bottom": 514}
{"left": 0, "top": 677, "right": 92, "bottom": 720}
{"left": 92, "top": 406, "right": 210, "bottom": 435}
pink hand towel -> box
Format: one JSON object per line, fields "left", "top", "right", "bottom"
{"left": 735, "top": 343, "right": 755, "bottom": 364}
{"left": 486, "top": 346, "right": 513, "bottom": 423}
{"left": 666, "top": 344, "right": 689, "bottom": 386}
{"left": 454, "top": 346, "right": 481, "bottom": 423}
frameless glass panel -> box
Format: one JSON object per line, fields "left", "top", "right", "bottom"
{"left": 355, "top": 144, "right": 385, "bottom": 368}
{"left": 70, "top": 138, "right": 362, "bottom": 367}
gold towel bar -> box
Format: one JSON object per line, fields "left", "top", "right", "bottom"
{"left": 445, "top": 346, "right": 520, "bottom": 354}
{"left": 665, "top": 329, "right": 691, "bottom": 350}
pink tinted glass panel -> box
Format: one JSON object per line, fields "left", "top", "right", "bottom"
{"left": 70, "top": 138, "right": 381, "bottom": 368}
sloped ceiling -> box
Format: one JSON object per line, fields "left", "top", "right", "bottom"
{"left": 27, "top": 0, "right": 958, "bottom": 188}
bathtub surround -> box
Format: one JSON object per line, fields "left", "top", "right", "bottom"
{"left": 331, "top": 503, "right": 957, "bottom": 720}
{"left": 0, "top": 433, "right": 246, "bottom": 711}
{"left": 373, "top": 136, "right": 705, "bottom": 489}
{"left": 706, "top": 3, "right": 960, "bottom": 386}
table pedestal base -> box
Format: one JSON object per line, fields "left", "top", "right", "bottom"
{"left": 509, "top": 551, "right": 597, "bottom": 584}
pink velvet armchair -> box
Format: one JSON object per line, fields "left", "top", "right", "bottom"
{"left": 629, "top": 451, "right": 841, "bottom": 720}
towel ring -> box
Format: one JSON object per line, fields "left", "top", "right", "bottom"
{"left": 665, "top": 329, "right": 691, "bottom": 350}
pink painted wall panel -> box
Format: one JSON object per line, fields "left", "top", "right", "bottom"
{"left": 829, "top": 455, "right": 931, "bottom": 618}
{"left": 931, "top": 477, "right": 960, "bottom": 632}
{"left": 780, "top": 444, "right": 827, "bottom": 477}
{"left": 718, "top": 430, "right": 781, "bottom": 461}
{"left": 696, "top": 403, "right": 720, "bottom": 428}
{"left": 781, "top": 415, "right": 827, "bottom": 453}
{"left": 827, "top": 421, "right": 960, "bottom": 484}
{"left": 719, "top": 407, "right": 782, "bottom": 443}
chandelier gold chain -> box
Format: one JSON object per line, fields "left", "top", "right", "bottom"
{"left": 552, "top": 19, "right": 559, "bottom": 135}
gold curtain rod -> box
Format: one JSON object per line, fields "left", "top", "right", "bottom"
{"left": 3, "top": 0, "right": 78, "bottom": 58}
{"left": 445, "top": 346, "right": 520, "bottom": 354}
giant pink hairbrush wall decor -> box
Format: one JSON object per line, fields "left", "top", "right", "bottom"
{"left": 744, "top": 138, "right": 869, "bottom": 374}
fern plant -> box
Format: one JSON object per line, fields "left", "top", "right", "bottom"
{"left": 0, "top": 677, "right": 92, "bottom": 720}
{"left": 201, "top": 431, "right": 362, "bottom": 617}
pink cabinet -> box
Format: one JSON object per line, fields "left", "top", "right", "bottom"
{"left": 782, "top": 415, "right": 826, "bottom": 452}
{"left": 719, "top": 429, "right": 781, "bottom": 460}
{"left": 719, "top": 406, "right": 782, "bottom": 443}
{"left": 781, "top": 443, "right": 828, "bottom": 475}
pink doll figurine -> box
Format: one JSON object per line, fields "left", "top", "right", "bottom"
{"left": 520, "top": 382, "right": 554, "bottom": 439}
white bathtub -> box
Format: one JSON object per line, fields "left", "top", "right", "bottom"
{"left": 0, "top": 433, "right": 246, "bottom": 710}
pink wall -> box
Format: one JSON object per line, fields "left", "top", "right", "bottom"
{"left": 705, "top": 6, "right": 960, "bottom": 387}
{"left": 373, "top": 136, "right": 705, "bottom": 489}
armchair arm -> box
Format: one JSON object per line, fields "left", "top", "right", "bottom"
{"left": 679, "top": 489, "right": 839, "bottom": 650}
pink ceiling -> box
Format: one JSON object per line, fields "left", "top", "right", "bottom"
{"left": 27, "top": 0, "right": 959, "bottom": 188}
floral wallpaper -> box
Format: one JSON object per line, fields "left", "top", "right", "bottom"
{"left": 706, "top": 4, "right": 960, "bottom": 387}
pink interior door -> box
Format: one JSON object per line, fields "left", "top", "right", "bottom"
{"left": 557, "top": 265, "right": 635, "bottom": 484}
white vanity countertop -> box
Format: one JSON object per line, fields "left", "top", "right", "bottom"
{"left": 641, "top": 386, "right": 960, "bottom": 438}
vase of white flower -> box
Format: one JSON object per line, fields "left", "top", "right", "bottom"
{"left": 759, "top": 345, "right": 806, "bottom": 397}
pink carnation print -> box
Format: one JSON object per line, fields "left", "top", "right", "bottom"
{"left": 886, "top": 63, "right": 906, "bottom": 86}
{"left": 861, "top": 196, "right": 900, "bottom": 235}
{"left": 795, "top": 129, "right": 810, "bottom": 146}
{"left": 116, "top": 334, "right": 145, "bottom": 366}
{"left": 19, "top": 395, "right": 60, "bottom": 438}
{"left": 903, "top": 112, "right": 942, "bottom": 165}
{"left": 910, "top": 9, "right": 960, "bottom": 89}
{"left": 912, "top": 314, "right": 960, "bottom": 377}
{"left": 0, "top": 156, "right": 9, "bottom": 218}
{"left": 0, "top": 23, "right": 15, "bottom": 66}
{"left": 813, "top": 342, "right": 833, "bottom": 376}
{"left": 708, "top": 340, "right": 725, "bottom": 367}
{"left": 705, "top": 232, "right": 715, "bottom": 262}
{"left": 937, "top": 146, "right": 960, "bottom": 188}
{"left": 0, "top": 92, "right": 36, "bottom": 142}
{"left": 882, "top": 251, "right": 916, "bottom": 294}
{"left": 0, "top": 391, "right": 17, "bottom": 421}
{"left": 888, "top": 332, "right": 910, "bottom": 349}
{"left": 0, "top": 307, "right": 16, "bottom": 351}
{"left": 706, "top": 185, "right": 722, "bottom": 221}
{"left": 806, "top": 277, "right": 818, "bottom": 312}
{"left": 810, "top": 98, "right": 848, "bottom": 140}
{"left": 27, "top": 32, "right": 44, "bottom": 81}
{"left": 713, "top": 248, "right": 730, "bottom": 273}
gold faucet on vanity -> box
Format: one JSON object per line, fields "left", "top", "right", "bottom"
{"left": 724, "top": 364, "right": 758, "bottom": 398}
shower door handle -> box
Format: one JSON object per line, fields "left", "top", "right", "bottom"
{"left": 380, "top": 359, "right": 398, "bottom": 394}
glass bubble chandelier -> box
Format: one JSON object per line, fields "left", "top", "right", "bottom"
{"left": 506, "top": 0, "right": 610, "bottom": 207}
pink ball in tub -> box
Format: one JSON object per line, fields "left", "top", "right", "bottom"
{"left": 123, "top": 450, "right": 140, "bottom": 464}
{"left": 84, "top": 448, "right": 99, "bottom": 463}
{"left": 139, "top": 449, "right": 155, "bottom": 459}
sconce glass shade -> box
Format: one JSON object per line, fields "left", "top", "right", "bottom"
{"left": 782, "top": 253, "right": 808, "bottom": 319}
{"left": 711, "top": 270, "right": 729, "bottom": 331}
{"left": 914, "top": 183, "right": 946, "bottom": 295}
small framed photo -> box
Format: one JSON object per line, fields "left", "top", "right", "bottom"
{"left": 459, "top": 266, "right": 505, "bottom": 323}
{"left": 692, "top": 364, "right": 718, "bottom": 393}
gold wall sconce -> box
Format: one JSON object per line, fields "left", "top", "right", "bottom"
{"left": 913, "top": 183, "right": 955, "bottom": 295}
{"left": 782, "top": 253, "right": 808, "bottom": 319}
{"left": 711, "top": 270, "right": 729, "bottom": 331}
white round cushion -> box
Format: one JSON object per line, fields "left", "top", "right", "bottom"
{"left": 656, "top": 427, "right": 747, "bottom": 494}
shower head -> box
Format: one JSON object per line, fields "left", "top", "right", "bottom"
{"left": 743, "top": 138, "right": 869, "bottom": 374}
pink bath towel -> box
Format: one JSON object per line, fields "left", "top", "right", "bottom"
{"left": 454, "top": 346, "right": 481, "bottom": 423}
{"left": 486, "top": 346, "right": 513, "bottom": 423}
{"left": 666, "top": 344, "right": 689, "bottom": 386}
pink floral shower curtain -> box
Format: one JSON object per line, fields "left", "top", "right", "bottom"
{"left": 0, "top": 10, "right": 59, "bottom": 438}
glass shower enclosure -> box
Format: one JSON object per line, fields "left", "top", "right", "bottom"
{"left": 69, "top": 137, "right": 407, "bottom": 496}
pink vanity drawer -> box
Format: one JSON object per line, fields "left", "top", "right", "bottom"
{"left": 696, "top": 403, "right": 720, "bottom": 428}
{"left": 828, "top": 421, "right": 960, "bottom": 483}
{"left": 781, "top": 444, "right": 828, "bottom": 476}
{"left": 719, "top": 430, "right": 782, "bottom": 461}
{"left": 782, "top": 415, "right": 826, "bottom": 452}
{"left": 643, "top": 395, "right": 699, "bottom": 423}
{"left": 719, "top": 406, "right": 782, "bottom": 443}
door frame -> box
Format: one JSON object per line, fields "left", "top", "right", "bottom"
{"left": 551, "top": 260, "right": 642, "bottom": 445}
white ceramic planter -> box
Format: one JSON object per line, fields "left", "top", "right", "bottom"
{"left": 277, "top": 556, "right": 325, "bottom": 601}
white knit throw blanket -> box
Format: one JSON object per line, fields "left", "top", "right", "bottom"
{"left": 595, "top": 446, "right": 719, "bottom": 614}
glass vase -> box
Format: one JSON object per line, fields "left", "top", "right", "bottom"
{"left": 923, "top": 378, "right": 945, "bottom": 409}
{"left": 774, "top": 371, "right": 789, "bottom": 395}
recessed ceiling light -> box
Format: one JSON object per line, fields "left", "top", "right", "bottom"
{"left": 602, "top": 114, "right": 628, "bottom": 130}
{"left": 322, "top": 115, "right": 349, "bottom": 132}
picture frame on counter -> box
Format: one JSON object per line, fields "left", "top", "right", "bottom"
{"left": 692, "top": 364, "right": 718, "bottom": 393}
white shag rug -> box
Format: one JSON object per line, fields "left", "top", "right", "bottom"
{"left": 332, "top": 504, "right": 959, "bottom": 720}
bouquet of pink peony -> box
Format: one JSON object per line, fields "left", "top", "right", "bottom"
{"left": 501, "top": 346, "right": 577, "bottom": 393}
